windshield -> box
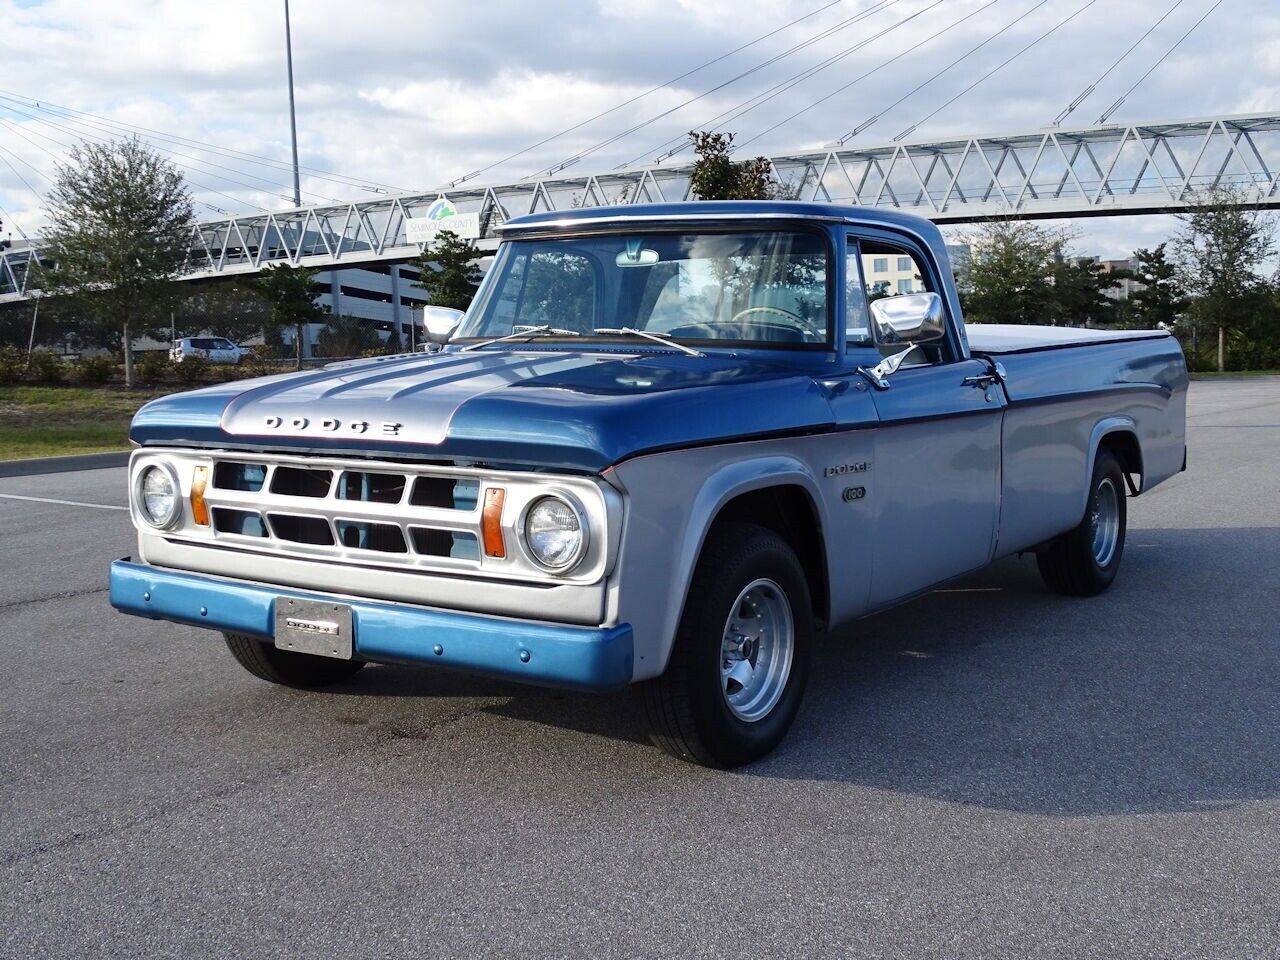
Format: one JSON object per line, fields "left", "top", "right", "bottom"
{"left": 456, "top": 230, "right": 830, "bottom": 347}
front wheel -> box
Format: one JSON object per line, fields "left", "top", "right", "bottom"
{"left": 638, "top": 522, "right": 812, "bottom": 768}
{"left": 1037, "top": 448, "right": 1128, "bottom": 596}
{"left": 223, "top": 632, "right": 365, "bottom": 688}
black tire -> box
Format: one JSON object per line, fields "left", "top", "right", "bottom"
{"left": 222, "top": 632, "right": 366, "bottom": 688}
{"left": 1037, "top": 448, "right": 1128, "bottom": 597}
{"left": 638, "top": 522, "right": 813, "bottom": 768}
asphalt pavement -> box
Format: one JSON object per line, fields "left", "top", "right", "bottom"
{"left": 2, "top": 379, "right": 1278, "bottom": 959}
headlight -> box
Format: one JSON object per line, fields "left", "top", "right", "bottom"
{"left": 135, "top": 462, "right": 181, "bottom": 529}
{"left": 523, "top": 495, "right": 587, "bottom": 571}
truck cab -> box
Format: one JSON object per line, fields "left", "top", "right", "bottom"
{"left": 112, "top": 202, "right": 1187, "bottom": 768}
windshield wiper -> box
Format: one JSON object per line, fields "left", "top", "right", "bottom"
{"left": 461, "top": 325, "right": 581, "bottom": 352}
{"left": 592, "top": 327, "right": 705, "bottom": 357}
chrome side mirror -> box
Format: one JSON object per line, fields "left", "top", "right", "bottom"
{"left": 869, "top": 292, "right": 946, "bottom": 345}
{"left": 421, "top": 306, "right": 465, "bottom": 346}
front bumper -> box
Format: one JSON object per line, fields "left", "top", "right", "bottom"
{"left": 109, "top": 559, "right": 634, "bottom": 690}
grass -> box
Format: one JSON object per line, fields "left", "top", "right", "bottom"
{"left": 1189, "top": 369, "right": 1280, "bottom": 378}
{"left": 0, "top": 385, "right": 171, "bottom": 461}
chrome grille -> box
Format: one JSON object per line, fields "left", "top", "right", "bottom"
{"left": 201, "top": 456, "right": 488, "bottom": 568}
{"left": 131, "top": 448, "right": 617, "bottom": 585}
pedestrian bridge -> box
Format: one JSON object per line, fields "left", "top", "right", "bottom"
{"left": 4, "top": 112, "right": 1279, "bottom": 303}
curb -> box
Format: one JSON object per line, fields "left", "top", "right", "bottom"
{"left": 0, "top": 451, "right": 130, "bottom": 479}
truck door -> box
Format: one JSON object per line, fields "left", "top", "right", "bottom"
{"left": 851, "top": 236, "right": 1005, "bottom": 606}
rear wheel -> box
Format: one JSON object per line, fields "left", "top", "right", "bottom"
{"left": 1037, "top": 448, "right": 1128, "bottom": 596}
{"left": 639, "top": 522, "right": 812, "bottom": 768}
{"left": 222, "top": 632, "right": 365, "bottom": 688}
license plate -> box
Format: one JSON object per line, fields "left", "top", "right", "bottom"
{"left": 274, "top": 598, "right": 354, "bottom": 660}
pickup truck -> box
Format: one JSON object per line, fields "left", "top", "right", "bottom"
{"left": 110, "top": 202, "right": 1188, "bottom": 768}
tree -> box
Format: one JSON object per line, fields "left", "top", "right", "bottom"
{"left": 174, "top": 280, "right": 270, "bottom": 345}
{"left": 1128, "top": 243, "right": 1186, "bottom": 329}
{"left": 39, "top": 136, "right": 194, "bottom": 387}
{"left": 258, "top": 264, "right": 325, "bottom": 369}
{"left": 412, "top": 230, "right": 482, "bottom": 311}
{"left": 688, "top": 132, "right": 777, "bottom": 200}
{"left": 1173, "top": 187, "right": 1277, "bottom": 371}
{"left": 955, "top": 220, "right": 1071, "bottom": 325}
{"left": 314, "top": 314, "right": 382, "bottom": 358}
{"left": 1050, "top": 256, "right": 1121, "bottom": 327}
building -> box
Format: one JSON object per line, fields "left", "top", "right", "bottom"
{"left": 1096, "top": 258, "right": 1145, "bottom": 301}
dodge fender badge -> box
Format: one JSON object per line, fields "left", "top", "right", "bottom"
{"left": 264, "top": 416, "right": 282, "bottom": 429}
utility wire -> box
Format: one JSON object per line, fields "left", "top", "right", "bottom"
{"left": 1095, "top": 0, "right": 1227, "bottom": 123}
{"left": 0, "top": 101, "right": 334, "bottom": 204}
{"left": 893, "top": 0, "right": 1103, "bottom": 142}
{"left": 831, "top": 0, "right": 1047, "bottom": 146}
{"left": 443, "top": 0, "right": 846, "bottom": 187}
{"left": 736, "top": 0, "right": 1005, "bottom": 153}
{"left": 0, "top": 140, "right": 51, "bottom": 194}
{"left": 0, "top": 116, "right": 243, "bottom": 217}
{"left": 528, "top": 0, "right": 906, "bottom": 178}
{"left": 1053, "top": 0, "right": 1185, "bottom": 125}
{"left": 0, "top": 106, "right": 270, "bottom": 211}
{"left": 0, "top": 197, "right": 31, "bottom": 240}
{"left": 633, "top": 0, "right": 948, "bottom": 165}
{"left": 0, "top": 90, "right": 411, "bottom": 193}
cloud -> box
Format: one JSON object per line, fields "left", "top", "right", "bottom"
{"left": 1, "top": 0, "right": 1276, "bottom": 258}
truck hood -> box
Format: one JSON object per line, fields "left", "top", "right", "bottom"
{"left": 130, "top": 348, "right": 839, "bottom": 472}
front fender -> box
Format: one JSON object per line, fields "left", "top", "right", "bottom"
{"left": 607, "top": 447, "right": 829, "bottom": 682}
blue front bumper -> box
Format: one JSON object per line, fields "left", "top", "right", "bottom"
{"left": 109, "top": 559, "right": 634, "bottom": 690}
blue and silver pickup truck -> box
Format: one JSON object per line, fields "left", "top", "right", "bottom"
{"left": 111, "top": 202, "right": 1187, "bottom": 767}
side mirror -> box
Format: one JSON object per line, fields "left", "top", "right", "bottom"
{"left": 869, "top": 292, "right": 946, "bottom": 345}
{"left": 421, "top": 306, "right": 464, "bottom": 346}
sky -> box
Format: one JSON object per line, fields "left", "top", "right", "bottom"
{"left": 1, "top": 0, "right": 1277, "bottom": 259}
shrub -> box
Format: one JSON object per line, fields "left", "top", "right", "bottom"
{"left": 72, "top": 354, "right": 116, "bottom": 385}
{"left": 241, "top": 344, "right": 284, "bottom": 378}
{"left": 25, "top": 350, "right": 65, "bottom": 384}
{"left": 135, "top": 352, "right": 171, "bottom": 384}
{"left": 172, "top": 353, "right": 211, "bottom": 385}
{"left": 0, "top": 345, "right": 22, "bottom": 385}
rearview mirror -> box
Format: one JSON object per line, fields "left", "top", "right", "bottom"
{"left": 615, "top": 238, "right": 660, "bottom": 267}
{"left": 870, "top": 292, "right": 946, "bottom": 345}
{"left": 421, "top": 305, "right": 464, "bottom": 345}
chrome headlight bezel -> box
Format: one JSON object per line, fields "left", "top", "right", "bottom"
{"left": 133, "top": 459, "right": 183, "bottom": 530}
{"left": 518, "top": 492, "right": 590, "bottom": 573}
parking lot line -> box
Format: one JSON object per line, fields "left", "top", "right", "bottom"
{"left": 0, "top": 493, "right": 129, "bottom": 511}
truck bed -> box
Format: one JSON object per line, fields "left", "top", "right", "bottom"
{"left": 967, "top": 324, "right": 1170, "bottom": 355}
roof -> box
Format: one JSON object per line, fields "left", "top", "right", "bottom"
{"left": 501, "top": 201, "right": 944, "bottom": 241}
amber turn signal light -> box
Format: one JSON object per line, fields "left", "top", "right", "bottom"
{"left": 190, "top": 465, "right": 210, "bottom": 526}
{"left": 481, "top": 487, "right": 506, "bottom": 558}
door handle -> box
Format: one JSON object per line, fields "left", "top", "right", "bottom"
{"left": 963, "top": 360, "right": 1007, "bottom": 389}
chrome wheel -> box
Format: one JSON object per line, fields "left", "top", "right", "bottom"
{"left": 720, "top": 578, "right": 794, "bottom": 723}
{"left": 1090, "top": 477, "right": 1120, "bottom": 567}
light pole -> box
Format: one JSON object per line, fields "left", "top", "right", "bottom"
{"left": 284, "top": 0, "right": 302, "bottom": 207}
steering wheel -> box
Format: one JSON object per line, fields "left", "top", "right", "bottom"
{"left": 726, "top": 305, "right": 820, "bottom": 341}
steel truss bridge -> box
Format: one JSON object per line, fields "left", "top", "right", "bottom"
{"left": 4, "top": 112, "right": 1280, "bottom": 303}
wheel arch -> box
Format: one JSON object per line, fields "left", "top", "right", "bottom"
{"left": 659, "top": 457, "right": 832, "bottom": 674}
{"left": 1087, "top": 417, "right": 1144, "bottom": 503}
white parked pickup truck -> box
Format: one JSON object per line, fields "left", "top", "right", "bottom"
{"left": 112, "top": 202, "right": 1188, "bottom": 768}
